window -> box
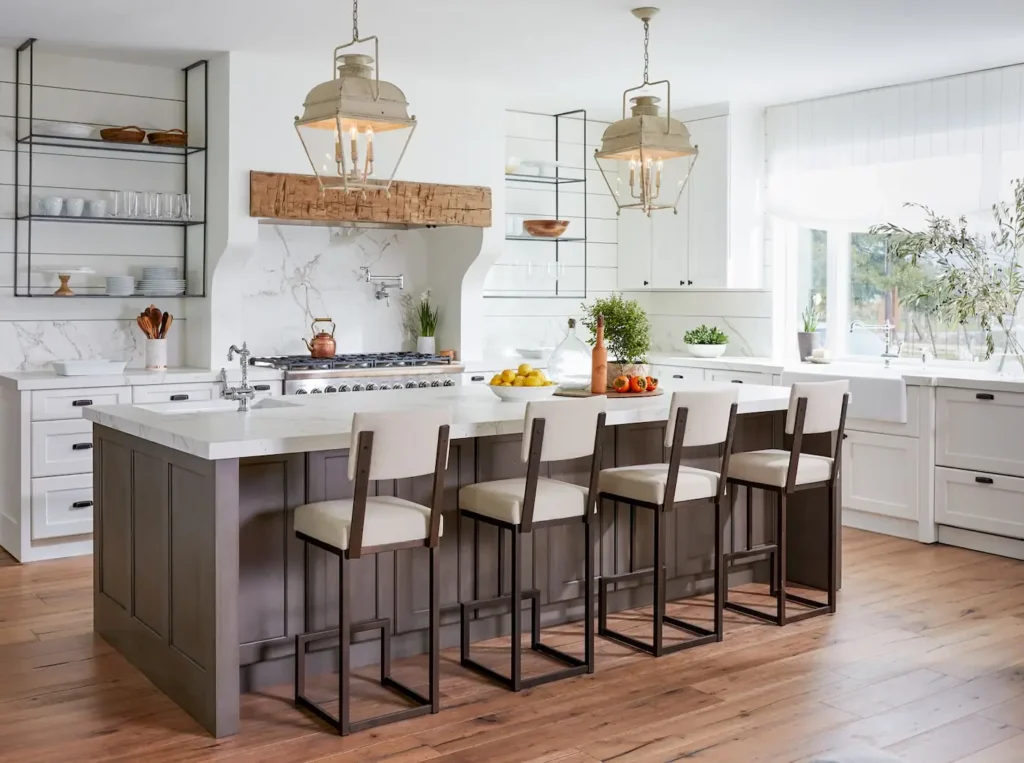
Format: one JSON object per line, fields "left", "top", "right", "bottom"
{"left": 796, "top": 229, "right": 828, "bottom": 343}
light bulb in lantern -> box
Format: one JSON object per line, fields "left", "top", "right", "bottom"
{"left": 629, "top": 159, "right": 637, "bottom": 190}
{"left": 349, "top": 125, "right": 359, "bottom": 170}
{"left": 655, "top": 159, "right": 664, "bottom": 195}
{"left": 365, "top": 126, "right": 374, "bottom": 178}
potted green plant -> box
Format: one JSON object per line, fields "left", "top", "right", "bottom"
{"left": 580, "top": 294, "right": 652, "bottom": 386}
{"left": 403, "top": 290, "right": 439, "bottom": 354}
{"left": 683, "top": 324, "right": 730, "bottom": 358}
{"left": 798, "top": 293, "right": 823, "bottom": 361}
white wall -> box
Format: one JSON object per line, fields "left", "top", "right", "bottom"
{"left": 0, "top": 47, "right": 195, "bottom": 370}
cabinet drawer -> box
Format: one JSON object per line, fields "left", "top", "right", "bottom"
{"left": 708, "top": 370, "right": 773, "bottom": 385}
{"left": 31, "top": 473, "right": 93, "bottom": 540}
{"left": 935, "top": 466, "right": 1024, "bottom": 540}
{"left": 31, "top": 386, "right": 131, "bottom": 421}
{"left": 842, "top": 431, "right": 920, "bottom": 521}
{"left": 132, "top": 383, "right": 219, "bottom": 404}
{"left": 31, "top": 419, "right": 94, "bottom": 477}
{"left": 651, "top": 365, "right": 705, "bottom": 383}
{"left": 936, "top": 388, "right": 1024, "bottom": 477}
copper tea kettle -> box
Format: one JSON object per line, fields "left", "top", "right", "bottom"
{"left": 303, "top": 317, "right": 336, "bottom": 358}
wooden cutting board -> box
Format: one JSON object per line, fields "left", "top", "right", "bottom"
{"left": 554, "top": 388, "right": 664, "bottom": 398}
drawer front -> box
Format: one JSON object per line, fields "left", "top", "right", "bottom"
{"left": 31, "top": 386, "right": 131, "bottom": 421}
{"left": 842, "top": 431, "right": 920, "bottom": 521}
{"left": 936, "top": 388, "right": 1024, "bottom": 477}
{"left": 708, "top": 370, "right": 773, "bottom": 385}
{"left": 847, "top": 385, "right": 921, "bottom": 437}
{"left": 31, "top": 419, "right": 94, "bottom": 477}
{"left": 935, "top": 466, "right": 1024, "bottom": 540}
{"left": 132, "top": 383, "right": 219, "bottom": 404}
{"left": 31, "top": 473, "right": 93, "bottom": 540}
{"left": 652, "top": 365, "right": 705, "bottom": 383}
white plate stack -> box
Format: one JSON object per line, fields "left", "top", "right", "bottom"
{"left": 139, "top": 267, "right": 186, "bottom": 297}
{"left": 105, "top": 276, "right": 135, "bottom": 296}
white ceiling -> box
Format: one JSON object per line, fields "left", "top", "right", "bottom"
{"left": 4, "top": 0, "right": 1024, "bottom": 113}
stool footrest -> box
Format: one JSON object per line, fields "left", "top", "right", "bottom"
{"left": 724, "top": 591, "right": 831, "bottom": 626}
{"left": 461, "top": 642, "right": 588, "bottom": 692}
{"left": 600, "top": 567, "right": 658, "bottom": 586}
{"left": 460, "top": 588, "right": 541, "bottom": 615}
{"left": 723, "top": 544, "right": 778, "bottom": 564}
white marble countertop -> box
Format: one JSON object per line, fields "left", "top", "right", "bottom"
{"left": 83, "top": 379, "right": 790, "bottom": 461}
{"left": 0, "top": 366, "right": 284, "bottom": 391}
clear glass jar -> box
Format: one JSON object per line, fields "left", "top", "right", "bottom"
{"left": 547, "top": 318, "right": 592, "bottom": 390}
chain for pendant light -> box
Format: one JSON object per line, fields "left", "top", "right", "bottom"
{"left": 642, "top": 16, "right": 650, "bottom": 85}
{"left": 352, "top": 0, "right": 359, "bottom": 41}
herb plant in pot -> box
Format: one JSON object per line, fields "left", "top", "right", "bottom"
{"left": 798, "top": 293, "right": 823, "bottom": 361}
{"left": 580, "top": 294, "right": 651, "bottom": 389}
{"left": 403, "top": 290, "right": 440, "bottom": 355}
{"left": 683, "top": 324, "right": 729, "bottom": 358}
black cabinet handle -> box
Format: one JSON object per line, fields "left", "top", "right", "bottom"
{"left": 842, "top": 434, "right": 848, "bottom": 439}
{"left": 471, "top": 376, "right": 485, "bottom": 382}
{"left": 72, "top": 442, "right": 93, "bottom": 451}
{"left": 672, "top": 374, "right": 685, "bottom": 379}
{"left": 253, "top": 384, "right": 271, "bottom": 391}
{"left": 71, "top": 500, "right": 93, "bottom": 509}
{"left": 71, "top": 399, "right": 93, "bottom": 407}
{"left": 680, "top": 280, "right": 684, "bottom": 286}
{"left": 170, "top": 394, "right": 189, "bottom": 401}
{"left": 643, "top": 280, "right": 649, "bottom": 286}
{"left": 976, "top": 393, "right": 995, "bottom": 400}
{"left": 975, "top": 476, "right": 994, "bottom": 484}
{"left": 688, "top": 280, "right": 694, "bottom": 285}
{"left": 731, "top": 380, "right": 744, "bottom": 384}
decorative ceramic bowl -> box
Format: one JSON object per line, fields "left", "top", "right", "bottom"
{"left": 488, "top": 385, "right": 558, "bottom": 402}
{"left": 523, "top": 219, "right": 569, "bottom": 238}
{"left": 686, "top": 344, "right": 728, "bottom": 358}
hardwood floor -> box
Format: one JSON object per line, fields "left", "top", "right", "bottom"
{"left": 1, "top": 528, "right": 1022, "bottom": 762}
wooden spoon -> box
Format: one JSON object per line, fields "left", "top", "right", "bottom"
{"left": 147, "top": 305, "right": 162, "bottom": 331}
{"left": 159, "top": 313, "right": 170, "bottom": 339}
{"left": 137, "top": 314, "right": 153, "bottom": 339}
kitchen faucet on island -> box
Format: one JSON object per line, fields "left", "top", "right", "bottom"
{"left": 221, "top": 342, "right": 257, "bottom": 411}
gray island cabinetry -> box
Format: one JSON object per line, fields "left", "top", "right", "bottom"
{"left": 84, "top": 382, "right": 837, "bottom": 737}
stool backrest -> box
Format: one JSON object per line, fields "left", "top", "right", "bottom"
{"left": 521, "top": 396, "right": 606, "bottom": 463}
{"left": 665, "top": 387, "right": 740, "bottom": 448}
{"left": 349, "top": 408, "right": 452, "bottom": 481}
{"left": 785, "top": 380, "right": 849, "bottom": 435}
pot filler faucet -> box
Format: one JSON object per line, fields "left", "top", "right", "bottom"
{"left": 221, "top": 342, "right": 256, "bottom": 412}
{"left": 849, "top": 320, "right": 902, "bottom": 368}
{"left": 359, "top": 266, "right": 404, "bottom": 307}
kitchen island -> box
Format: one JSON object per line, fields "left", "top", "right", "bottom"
{"left": 84, "top": 380, "right": 837, "bottom": 737}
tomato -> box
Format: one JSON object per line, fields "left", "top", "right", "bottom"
{"left": 612, "top": 375, "right": 630, "bottom": 393}
{"left": 629, "top": 375, "right": 648, "bottom": 393}
{"left": 646, "top": 376, "right": 658, "bottom": 391}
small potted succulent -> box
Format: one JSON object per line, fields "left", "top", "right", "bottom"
{"left": 580, "top": 294, "right": 652, "bottom": 387}
{"left": 683, "top": 324, "right": 730, "bottom": 358}
{"left": 798, "top": 293, "right": 823, "bottom": 362}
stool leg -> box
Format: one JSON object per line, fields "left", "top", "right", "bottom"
{"left": 584, "top": 518, "right": 594, "bottom": 673}
{"left": 295, "top": 541, "right": 309, "bottom": 705}
{"left": 827, "top": 480, "right": 837, "bottom": 614}
{"left": 429, "top": 545, "right": 440, "bottom": 713}
{"left": 777, "top": 493, "right": 787, "bottom": 627}
{"left": 745, "top": 485, "right": 753, "bottom": 551}
{"left": 653, "top": 507, "right": 665, "bottom": 657}
{"left": 338, "top": 555, "right": 351, "bottom": 736}
{"left": 713, "top": 498, "right": 724, "bottom": 641}
{"left": 769, "top": 487, "right": 778, "bottom": 597}
{"left": 510, "top": 528, "right": 522, "bottom": 692}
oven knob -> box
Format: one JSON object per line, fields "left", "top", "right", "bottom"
{"left": 390, "top": 384, "right": 403, "bottom": 390}
{"left": 405, "top": 381, "right": 418, "bottom": 389}
{"left": 418, "top": 380, "right": 430, "bottom": 388}
{"left": 430, "top": 380, "right": 441, "bottom": 388}
{"left": 366, "top": 383, "right": 378, "bottom": 391}
{"left": 310, "top": 388, "right": 322, "bottom": 394}
{"left": 352, "top": 384, "right": 364, "bottom": 391}
{"left": 338, "top": 384, "right": 350, "bottom": 392}
{"left": 377, "top": 383, "right": 391, "bottom": 390}
{"left": 443, "top": 379, "right": 455, "bottom": 387}
{"left": 324, "top": 385, "right": 337, "bottom": 393}
{"left": 295, "top": 389, "right": 308, "bottom": 395}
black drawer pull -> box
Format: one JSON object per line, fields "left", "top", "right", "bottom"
{"left": 975, "top": 476, "right": 994, "bottom": 484}
{"left": 673, "top": 374, "right": 685, "bottom": 379}
{"left": 170, "top": 394, "right": 189, "bottom": 401}
{"left": 71, "top": 399, "right": 93, "bottom": 407}
{"left": 253, "top": 384, "right": 271, "bottom": 391}
{"left": 471, "top": 376, "right": 485, "bottom": 382}
{"left": 731, "top": 380, "right": 744, "bottom": 384}
{"left": 72, "top": 442, "right": 93, "bottom": 451}
{"left": 71, "top": 500, "right": 93, "bottom": 509}
{"left": 976, "top": 393, "right": 995, "bottom": 400}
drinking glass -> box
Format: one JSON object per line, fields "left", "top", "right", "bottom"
{"left": 122, "top": 190, "right": 138, "bottom": 219}
{"left": 109, "top": 191, "right": 122, "bottom": 218}
{"left": 179, "top": 193, "right": 192, "bottom": 221}
{"left": 141, "top": 191, "right": 157, "bottom": 219}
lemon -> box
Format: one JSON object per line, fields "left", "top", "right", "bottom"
{"left": 523, "top": 375, "right": 543, "bottom": 387}
{"left": 544, "top": 380, "right": 555, "bottom": 386}
{"left": 500, "top": 381, "right": 512, "bottom": 387}
{"left": 489, "top": 374, "right": 502, "bottom": 386}
{"left": 501, "top": 369, "right": 517, "bottom": 383}
{"left": 512, "top": 376, "right": 526, "bottom": 387}
{"left": 528, "top": 369, "right": 546, "bottom": 381}
{"left": 517, "top": 363, "right": 533, "bottom": 377}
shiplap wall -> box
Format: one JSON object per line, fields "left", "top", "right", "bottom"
{"left": 482, "top": 110, "right": 617, "bottom": 355}
{"left": 0, "top": 45, "right": 200, "bottom": 369}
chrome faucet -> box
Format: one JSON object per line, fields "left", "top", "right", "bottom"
{"left": 221, "top": 342, "right": 256, "bottom": 412}
{"left": 849, "top": 320, "right": 902, "bottom": 368}
{"left": 359, "top": 266, "right": 404, "bottom": 307}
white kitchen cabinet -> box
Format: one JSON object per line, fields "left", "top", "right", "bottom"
{"left": 651, "top": 365, "right": 705, "bottom": 383}
{"left": 842, "top": 431, "right": 920, "bottom": 522}
{"left": 935, "top": 466, "right": 1024, "bottom": 540}
{"left": 31, "top": 473, "right": 93, "bottom": 540}
{"left": 31, "top": 386, "right": 131, "bottom": 421}
{"left": 707, "top": 369, "right": 773, "bottom": 385}
{"left": 936, "top": 387, "right": 1024, "bottom": 478}
{"left": 31, "top": 419, "right": 94, "bottom": 478}
{"left": 132, "top": 382, "right": 219, "bottom": 404}
{"left": 617, "top": 205, "right": 653, "bottom": 290}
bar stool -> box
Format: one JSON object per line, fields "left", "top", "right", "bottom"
{"left": 724, "top": 380, "right": 849, "bottom": 626}
{"left": 596, "top": 388, "right": 739, "bottom": 655}
{"left": 293, "top": 408, "right": 450, "bottom": 736}
{"left": 458, "top": 396, "right": 606, "bottom": 691}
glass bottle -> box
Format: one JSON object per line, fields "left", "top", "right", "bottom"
{"left": 548, "top": 318, "right": 592, "bottom": 390}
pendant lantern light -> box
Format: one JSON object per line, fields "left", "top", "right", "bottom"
{"left": 594, "top": 7, "right": 698, "bottom": 217}
{"left": 294, "top": 0, "right": 417, "bottom": 195}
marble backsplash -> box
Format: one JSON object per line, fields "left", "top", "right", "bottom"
{"left": 239, "top": 225, "right": 429, "bottom": 356}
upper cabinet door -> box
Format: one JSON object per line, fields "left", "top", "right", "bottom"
{"left": 616, "top": 164, "right": 653, "bottom": 289}
{"left": 650, "top": 155, "right": 690, "bottom": 288}
{"left": 686, "top": 115, "right": 729, "bottom": 287}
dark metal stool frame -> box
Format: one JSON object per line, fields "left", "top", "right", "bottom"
{"left": 724, "top": 394, "right": 848, "bottom": 626}
{"left": 459, "top": 413, "right": 606, "bottom": 692}
{"left": 597, "top": 403, "right": 738, "bottom": 656}
{"left": 294, "top": 424, "right": 450, "bottom": 736}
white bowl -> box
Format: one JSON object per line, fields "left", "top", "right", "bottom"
{"left": 515, "top": 347, "right": 554, "bottom": 359}
{"left": 38, "top": 121, "right": 94, "bottom": 139}
{"left": 40, "top": 196, "right": 64, "bottom": 216}
{"left": 65, "top": 198, "right": 85, "bottom": 217}
{"left": 488, "top": 384, "right": 558, "bottom": 402}
{"left": 685, "top": 344, "right": 728, "bottom": 359}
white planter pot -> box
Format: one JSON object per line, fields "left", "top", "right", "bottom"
{"left": 145, "top": 338, "right": 168, "bottom": 370}
{"left": 685, "top": 344, "right": 727, "bottom": 359}
{"left": 416, "top": 336, "right": 436, "bottom": 355}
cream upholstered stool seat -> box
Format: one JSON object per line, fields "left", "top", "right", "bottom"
{"left": 458, "top": 396, "right": 606, "bottom": 692}
{"left": 294, "top": 408, "right": 450, "bottom": 736}
{"left": 597, "top": 388, "right": 739, "bottom": 656}
{"left": 724, "top": 380, "right": 849, "bottom": 627}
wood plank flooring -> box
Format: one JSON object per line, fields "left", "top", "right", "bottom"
{"left": 1, "top": 528, "right": 1022, "bottom": 762}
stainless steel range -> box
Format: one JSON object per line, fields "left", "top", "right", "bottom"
{"left": 249, "top": 353, "right": 464, "bottom": 395}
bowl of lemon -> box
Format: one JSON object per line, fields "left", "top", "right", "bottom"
{"left": 488, "top": 364, "right": 557, "bottom": 401}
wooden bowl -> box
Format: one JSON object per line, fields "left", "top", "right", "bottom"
{"left": 148, "top": 129, "right": 187, "bottom": 147}
{"left": 100, "top": 125, "right": 146, "bottom": 143}
{"left": 523, "top": 219, "right": 569, "bottom": 238}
